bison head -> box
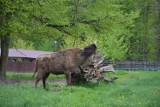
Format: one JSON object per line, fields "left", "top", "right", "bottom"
{"left": 84, "top": 44, "right": 97, "bottom": 57}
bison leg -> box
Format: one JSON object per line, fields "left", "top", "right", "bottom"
{"left": 35, "top": 76, "right": 41, "bottom": 89}
{"left": 66, "top": 72, "right": 72, "bottom": 85}
{"left": 42, "top": 73, "right": 50, "bottom": 90}
{"left": 65, "top": 66, "right": 82, "bottom": 85}
{"left": 35, "top": 71, "right": 44, "bottom": 89}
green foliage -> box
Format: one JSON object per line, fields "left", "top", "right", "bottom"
{"left": 58, "top": 0, "right": 140, "bottom": 61}
{"left": 11, "top": 39, "right": 34, "bottom": 50}
{"left": 1, "top": 71, "right": 160, "bottom": 107}
{"left": 99, "top": 35, "right": 128, "bottom": 60}
{"left": 1, "top": 0, "right": 160, "bottom": 61}
{"left": 122, "top": 0, "right": 159, "bottom": 61}
{"left": 36, "top": 39, "right": 54, "bottom": 51}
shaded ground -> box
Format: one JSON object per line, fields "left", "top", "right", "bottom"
{"left": 0, "top": 78, "right": 67, "bottom": 93}
{"left": 0, "top": 78, "right": 66, "bottom": 86}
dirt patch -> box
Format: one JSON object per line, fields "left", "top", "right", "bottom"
{"left": 0, "top": 79, "right": 21, "bottom": 85}
{"left": 0, "top": 79, "right": 66, "bottom": 86}
{"left": 50, "top": 88, "right": 61, "bottom": 92}
{"left": 48, "top": 79, "right": 66, "bottom": 85}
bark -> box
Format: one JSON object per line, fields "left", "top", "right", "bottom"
{"left": 157, "top": 0, "right": 160, "bottom": 61}
{"left": 0, "top": 35, "right": 9, "bottom": 81}
{"left": 0, "top": 2, "right": 11, "bottom": 81}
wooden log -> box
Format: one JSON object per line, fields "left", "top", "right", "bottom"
{"left": 72, "top": 52, "right": 118, "bottom": 83}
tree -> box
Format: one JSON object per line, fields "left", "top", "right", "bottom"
{"left": 157, "top": 0, "right": 160, "bottom": 61}
{"left": 0, "top": 35, "right": 9, "bottom": 80}
{"left": 0, "top": 0, "right": 49, "bottom": 80}
{"left": 0, "top": 0, "right": 12, "bottom": 80}
{"left": 0, "top": 0, "right": 66, "bottom": 80}
{"left": 37, "top": 0, "right": 139, "bottom": 61}
{"left": 122, "top": 0, "right": 160, "bottom": 61}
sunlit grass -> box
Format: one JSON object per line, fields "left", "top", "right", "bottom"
{"left": 0, "top": 71, "right": 160, "bottom": 107}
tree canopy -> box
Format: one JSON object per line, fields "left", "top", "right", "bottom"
{"left": 1, "top": 0, "right": 160, "bottom": 61}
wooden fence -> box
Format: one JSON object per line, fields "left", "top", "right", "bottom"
{"left": 7, "top": 61, "right": 35, "bottom": 72}
{"left": 6, "top": 61, "right": 160, "bottom": 72}
{"left": 113, "top": 61, "right": 160, "bottom": 71}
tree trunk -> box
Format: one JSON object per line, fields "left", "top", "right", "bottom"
{"left": 157, "top": 0, "right": 160, "bottom": 61}
{"left": 0, "top": 35, "right": 9, "bottom": 81}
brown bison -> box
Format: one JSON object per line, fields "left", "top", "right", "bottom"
{"left": 33, "top": 44, "right": 97, "bottom": 89}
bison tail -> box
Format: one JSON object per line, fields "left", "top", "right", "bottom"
{"left": 32, "top": 59, "right": 38, "bottom": 78}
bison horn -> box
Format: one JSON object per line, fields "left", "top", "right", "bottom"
{"left": 94, "top": 40, "right": 97, "bottom": 46}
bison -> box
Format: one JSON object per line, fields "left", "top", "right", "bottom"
{"left": 33, "top": 44, "right": 97, "bottom": 89}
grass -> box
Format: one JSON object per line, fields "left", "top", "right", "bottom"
{"left": 0, "top": 71, "right": 160, "bottom": 107}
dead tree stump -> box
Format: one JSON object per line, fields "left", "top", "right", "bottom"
{"left": 72, "top": 52, "right": 118, "bottom": 83}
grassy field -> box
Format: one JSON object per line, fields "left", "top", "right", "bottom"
{"left": 0, "top": 71, "right": 160, "bottom": 107}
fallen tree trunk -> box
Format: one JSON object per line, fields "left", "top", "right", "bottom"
{"left": 72, "top": 52, "right": 118, "bottom": 83}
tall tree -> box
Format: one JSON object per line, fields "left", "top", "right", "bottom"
{"left": 121, "top": 0, "right": 160, "bottom": 61}
{"left": 0, "top": 35, "right": 9, "bottom": 80}
{"left": 37, "top": 0, "right": 139, "bottom": 60}
{"left": 0, "top": 1, "right": 12, "bottom": 80}
{"left": 157, "top": 0, "right": 160, "bottom": 61}
{"left": 0, "top": 0, "right": 47, "bottom": 79}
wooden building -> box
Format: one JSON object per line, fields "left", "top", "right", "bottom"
{"left": 0, "top": 49, "right": 52, "bottom": 72}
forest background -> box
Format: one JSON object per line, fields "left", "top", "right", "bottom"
{"left": 1, "top": 0, "right": 160, "bottom": 61}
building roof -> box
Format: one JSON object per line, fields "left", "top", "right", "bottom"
{"left": 0, "top": 48, "right": 53, "bottom": 58}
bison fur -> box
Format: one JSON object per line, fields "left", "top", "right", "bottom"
{"left": 33, "top": 44, "right": 97, "bottom": 89}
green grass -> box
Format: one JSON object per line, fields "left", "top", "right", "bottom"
{"left": 0, "top": 71, "right": 160, "bottom": 107}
